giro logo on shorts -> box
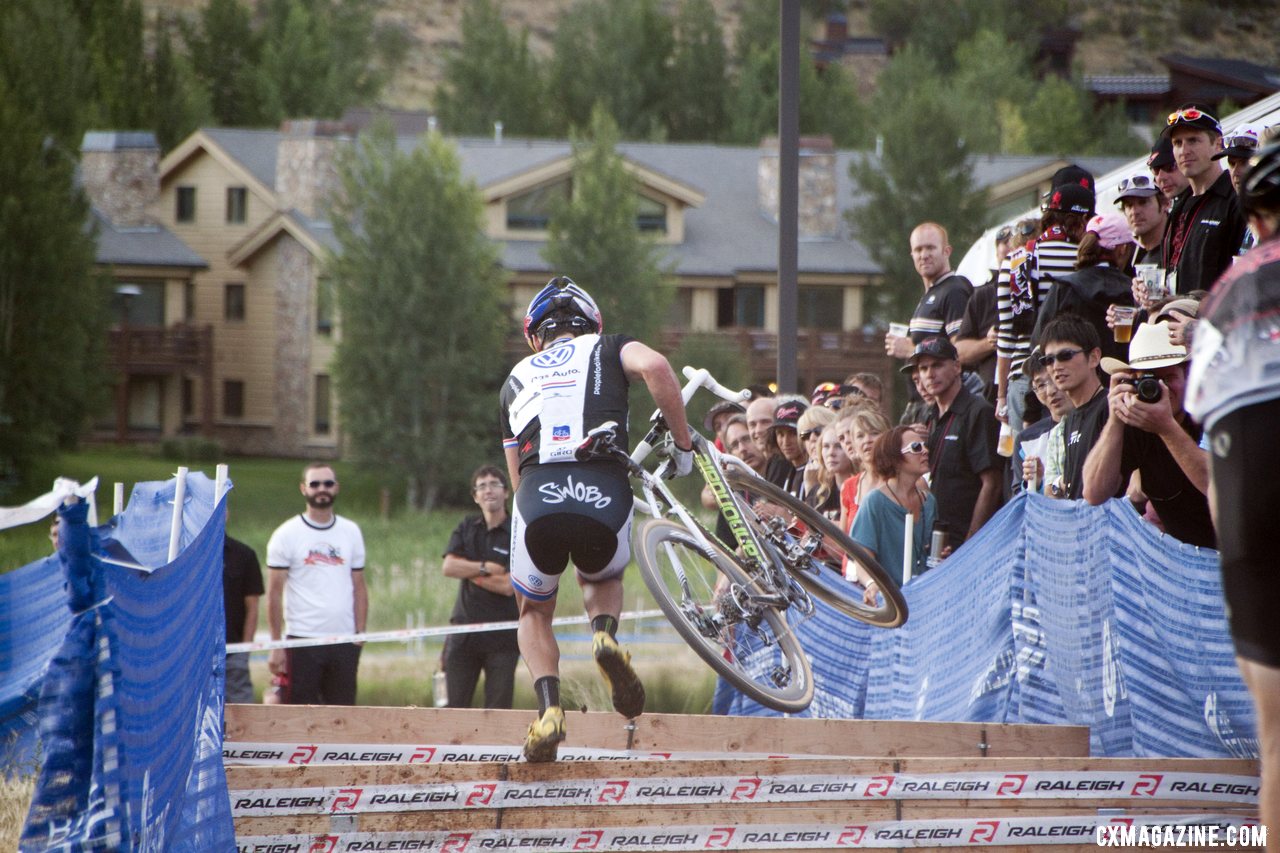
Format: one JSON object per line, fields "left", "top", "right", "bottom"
{"left": 531, "top": 346, "right": 575, "bottom": 368}
{"left": 539, "top": 475, "right": 612, "bottom": 508}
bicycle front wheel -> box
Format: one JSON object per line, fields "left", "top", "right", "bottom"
{"left": 634, "top": 519, "right": 813, "bottom": 713}
{"left": 723, "top": 465, "right": 907, "bottom": 628}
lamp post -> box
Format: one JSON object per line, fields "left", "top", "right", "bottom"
{"left": 114, "top": 284, "right": 141, "bottom": 443}
{"left": 776, "top": 0, "right": 800, "bottom": 394}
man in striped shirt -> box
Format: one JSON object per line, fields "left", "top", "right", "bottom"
{"left": 995, "top": 182, "right": 1093, "bottom": 435}
{"left": 886, "top": 221, "right": 973, "bottom": 360}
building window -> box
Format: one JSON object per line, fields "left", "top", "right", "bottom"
{"left": 224, "top": 283, "right": 246, "bottom": 321}
{"left": 506, "top": 180, "right": 570, "bottom": 231}
{"left": 314, "top": 374, "right": 331, "bottom": 435}
{"left": 636, "top": 195, "right": 667, "bottom": 233}
{"left": 316, "top": 277, "right": 334, "bottom": 336}
{"left": 226, "top": 186, "right": 247, "bottom": 224}
{"left": 184, "top": 281, "right": 195, "bottom": 321}
{"left": 113, "top": 280, "right": 165, "bottom": 326}
{"left": 799, "top": 286, "right": 843, "bottom": 330}
{"left": 717, "top": 285, "right": 765, "bottom": 329}
{"left": 176, "top": 186, "right": 196, "bottom": 223}
{"left": 665, "top": 289, "right": 693, "bottom": 328}
{"left": 223, "top": 380, "right": 244, "bottom": 419}
{"left": 182, "top": 377, "right": 194, "bottom": 418}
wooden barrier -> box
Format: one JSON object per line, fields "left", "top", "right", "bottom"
{"left": 224, "top": 706, "right": 1258, "bottom": 852}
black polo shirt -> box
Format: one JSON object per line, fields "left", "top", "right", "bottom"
{"left": 910, "top": 272, "right": 973, "bottom": 342}
{"left": 1162, "top": 170, "right": 1247, "bottom": 295}
{"left": 1120, "top": 419, "right": 1215, "bottom": 548}
{"left": 926, "top": 385, "right": 999, "bottom": 548}
{"left": 223, "top": 536, "right": 264, "bottom": 645}
{"left": 1061, "top": 387, "right": 1109, "bottom": 500}
{"left": 443, "top": 515, "right": 519, "bottom": 650}
{"left": 957, "top": 281, "right": 998, "bottom": 403}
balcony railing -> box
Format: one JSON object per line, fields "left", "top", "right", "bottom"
{"left": 108, "top": 324, "right": 213, "bottom": 374}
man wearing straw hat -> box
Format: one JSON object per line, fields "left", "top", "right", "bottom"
{"left": 1081, "top": 321, "right": 1214, "bottom": 548}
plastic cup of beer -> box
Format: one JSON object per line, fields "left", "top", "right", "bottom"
{"left": 1136, "top": 265, "right": 1167, "bottom": 302}
{"left": 1113, "top": 306, "right": 1137, "bottom": 343}
{"left": 889, "top": 322, "right": 910, "bottom": 339}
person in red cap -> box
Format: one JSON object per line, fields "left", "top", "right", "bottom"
{"left": 1161, "top": 104, "right": 1247, "bottom": 295}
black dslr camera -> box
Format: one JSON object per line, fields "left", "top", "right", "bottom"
{"left": 1124, "top": 373, "right": 1163, "bottom": 404}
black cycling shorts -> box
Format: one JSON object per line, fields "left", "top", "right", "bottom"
{"left": 1209, "top": 397, "right": 1280, "bottom": 667}
{"left": 509, "top": 462, "right": 633, "bottom": 601}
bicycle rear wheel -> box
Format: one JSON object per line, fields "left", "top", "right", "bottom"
{"left": 634, "top": 518, "right": 813, "bottom": 713}
{"left": 723, "top": 465, "right": 907, "bottom": 628}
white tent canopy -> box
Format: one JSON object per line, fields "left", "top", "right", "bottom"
{"left": 956, "top": 91, "right": 1280, "bottom": 287}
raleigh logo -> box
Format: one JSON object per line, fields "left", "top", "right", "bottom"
{"left": 863, "top": 776, "right": 894, "bottom": 797}
{"left": 330, "top": 788, "right": 363, "bottom": 812}
{"left": 704, "top": 828, "right": 735, "bottom": 848}
{"left": 308, "top": 837, "right": 338, "bottom": 853}
{"left": 465, "top": 783, "right": 496, "bottom": 807}
{"left": 598, "top": 781, "right": 629, "bottom": 803}
{"left": 836, "top": 826, "right": 866, "bottom": 846}
{"left": 1130, "top": 774, "right": 1163, "bottom": 796}
{"left": 441, "top": 833, "right": 472, "bottom": 853}
{"left": 968, "top": 821, "right": 1000, "bottom": 843}
{"left": 408, "top": 746, "right": 436, "bottom": 764}
{"left": 731, "top": 778, "right": 761, "bottom": 801}
{"left": 997, "top": 774, "right": 1027, "bottom": 796}
{"left": 573, "top": 830, "right": 603, "bottom": 850}
{"left": 289, "top": 745, "right": 317, "bottom": 765}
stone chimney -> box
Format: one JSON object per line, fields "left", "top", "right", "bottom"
{"left": 276, "top": 119, "right": 352, "bottom": 219}
{"left": 825, "top": 13, "right": 848, "bottom": 44}
{"left": 80, "top": 131, "right": 160, "bottom": 227}
{"left": 757, "top": 135, "right": 839, "bottom": 239}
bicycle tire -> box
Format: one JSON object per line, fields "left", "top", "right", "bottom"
{"left": 722, "top": 465, "right": 907, "bottom": 628}
{"left": 634, "top": 518, "right": 814, "bottom": 713}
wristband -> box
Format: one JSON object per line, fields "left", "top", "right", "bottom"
{"left": 673, "top": 441, "right": 693, "bottom": 453}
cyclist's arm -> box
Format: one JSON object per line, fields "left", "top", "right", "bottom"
{"left": 504, "top": 446, "right": 521, "bottom": 493}
{"left": 620, "top": 341, "right": 693, "bottom": 449}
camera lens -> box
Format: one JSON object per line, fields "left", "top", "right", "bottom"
{"left": 1135, "top": 376, "right": 1163, "bottom": 403}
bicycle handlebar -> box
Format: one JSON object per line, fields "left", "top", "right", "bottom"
{"left": 679, "top": 366, "right": 752, "bottom": 407}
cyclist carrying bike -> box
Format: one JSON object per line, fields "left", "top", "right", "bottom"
{"left": 501, "top": 276, "right": 694, "bottom": 762}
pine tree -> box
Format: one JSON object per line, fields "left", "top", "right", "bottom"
{"left": 665, "top": 0, "right": 730, "bottom": 142}
{"left": 182, "top": 0, "right": 268, "bottom": 126}
{"left": 151, "top": 13, "right": 210, "bottom": 151}
{"left": 328, "top": 125, "right": 507, "bottom": 509}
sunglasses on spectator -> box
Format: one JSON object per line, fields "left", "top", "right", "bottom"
{"left": 1039, "top": 348, "right": 1084, "bottom": 366}
{"left": 307, "top": 479, "right": 337, "bottom": 488}
{"left": 995, "top": 226, "right": 1014, "bottom": 242}
{"left": 1116, "top": 175, "right": 1154, "bottom": 192}
{"left": 900, "top": 441, "right": 927, "bottom": 456}
{"left": 799, "top": 427, "right": 823, "bottom": 440}
{"left": 1167, "top": 108, "right": 1216, "bottom": 126}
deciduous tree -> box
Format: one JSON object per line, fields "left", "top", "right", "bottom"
{"left": 328, "top": 125, "right": 507, "bottom": 510}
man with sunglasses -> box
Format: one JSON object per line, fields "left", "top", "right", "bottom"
{"left": 266, "top": 463, "right": 368, "bottom": 705}
{"left": 501, "top": 276, "right": 692, "bottom": 762}
{"left": 1115, "top": 172, "right": 1167, "bottom": 271}
{"left": 1039, "top": 315, "right": 1107, "bottom": 501}
{"left": 1161, "top": 105, "right": 1247, "bottom": 295}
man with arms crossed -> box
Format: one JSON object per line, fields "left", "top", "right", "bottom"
{"left": 501, "top": 276, "right": 693, "bottom": 762}
{"left": 266, "top": 463, "right": 368, "bottom": 705}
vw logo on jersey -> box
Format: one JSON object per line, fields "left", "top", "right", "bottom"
{"left": 531, "top": 344, "right": 575, "bottom": 369}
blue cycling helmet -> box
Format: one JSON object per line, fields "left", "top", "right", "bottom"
{"left": 523, "top": 276, "right": 603, "bottom": 351}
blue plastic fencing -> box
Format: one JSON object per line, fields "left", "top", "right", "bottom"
{"left": 728, "top": 493, "right": 1258, "bottom": 759}
{"left": 6, "top": 472, "right": 235, "bottom": 852}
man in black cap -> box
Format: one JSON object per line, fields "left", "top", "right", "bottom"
{"left": 1147, "top": 136, "right": 1188, "bottom": 210}
{"left": 1213, "top": 124, "right": 1262, "bottom": 254}
{"left": 904, "top": 337, "right": 1001, "bottom": 550}
{"left": 1161, "top": 104, "right": 1248, "bottom": 295}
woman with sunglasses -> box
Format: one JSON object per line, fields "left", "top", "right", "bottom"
{"left": 849, "top": 426, "right": 940, "bottom": 604}
{"left": 797, "top": 406, "right": 837, "bottom": 514}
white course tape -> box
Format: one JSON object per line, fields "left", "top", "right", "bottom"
{"left": 234, "top": 815, "right": 1262, "bottom": 851}
{"left": 227, "top": 609, "right": 664, "bottom": 653}
{"left": 229, "top": 770, "right": 1259, "bottom": 816}
{"left": 224, "top": 742, "right": 810, "bottom": 765}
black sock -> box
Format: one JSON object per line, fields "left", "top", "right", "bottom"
{"left": 534, "top": 675, "right": 560, "bottom": 713}
{"left": 591, "top": 614, "right": 618, "bottom": 638}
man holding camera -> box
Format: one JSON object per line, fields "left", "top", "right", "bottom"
{"left": 1081, "top": 321, "right": 1214, "bottom": 548}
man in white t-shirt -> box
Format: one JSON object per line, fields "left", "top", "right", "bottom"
{"left": 266, "top": 462, "right": 368, "bottom": 705}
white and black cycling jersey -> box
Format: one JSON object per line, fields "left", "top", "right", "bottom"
{"left": 500, "top": 333, "right": 634, "bottom": 474}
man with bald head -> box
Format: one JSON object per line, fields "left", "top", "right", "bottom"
{"left": 745, "top": 394, "right": 777, "bottom": 457}
{"left": 886, "top": 221, "right": 973, "bottom": 360}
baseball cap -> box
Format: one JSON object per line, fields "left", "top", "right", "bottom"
{"left": 1162, "top": 104, "right": 1222, "bottom": 140}
{"left": 810, "top": 382, "right": 842, "bottom": 406}
{"left": 899, "top": 336, "right": 959, "bottom": 373}
{"left": 1147, "top": 136, "right": 1176, "bottom": 171}
{"left": 1042, "top": 182, "right": 1095, "bottom": 216}
{"left": 1049, "top": 164, "right": 1095, "bottom": 194}
{"left": 1213, "top": 124, "right": 1261, "bottom": 161}
{"left": 702, "top": 400, "right": 745, "bottom": 433}
{"left": 1085, "top": 212, "right": 1134, "bottom": 250}
{"left": 1114, "top": 172, "right": 1160, "bottom": 202}
{"left": 772, "top": 399, "right": 808, "bottom": 430}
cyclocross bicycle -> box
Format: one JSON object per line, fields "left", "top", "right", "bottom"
{"left": 575, "top": 367, "right": 906, "bottom": 713}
